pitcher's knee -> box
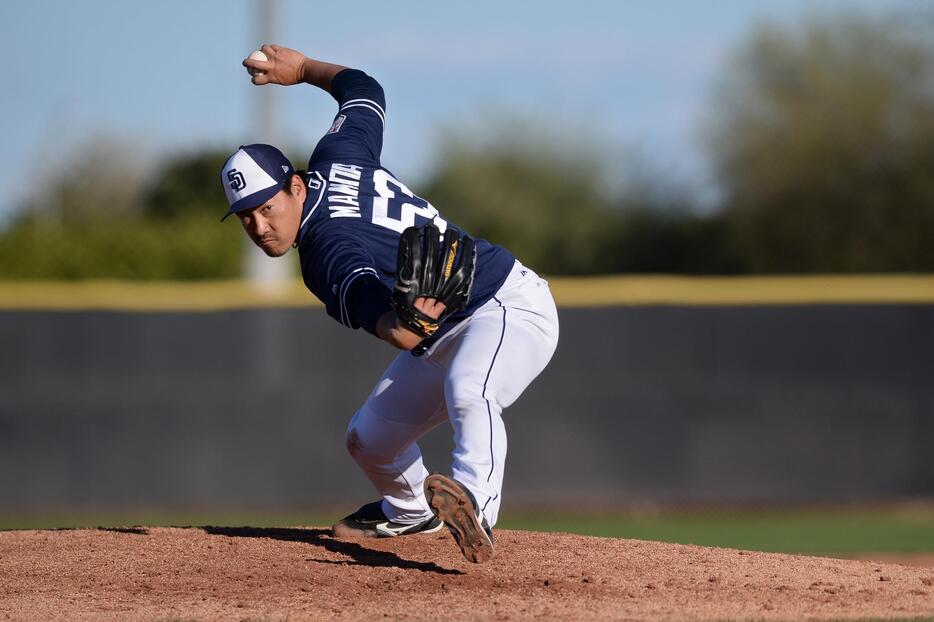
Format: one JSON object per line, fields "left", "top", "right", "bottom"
{"left": 344, "top": 407, "right": 408, "bottom": 465}
{"left": 346, "top": 424, "right": 393, "bottom": 468}
{"left": 345, "top": 407, "right": 383, "bottom": 464}
{"left": 345, "top": 425, "right": 364, "bottom": 459}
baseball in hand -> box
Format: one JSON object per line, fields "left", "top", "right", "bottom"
{"left": 247, "top": 50, "right": 267, "bottom": 77}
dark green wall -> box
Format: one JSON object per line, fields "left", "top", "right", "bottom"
{"left": 1, "top": 305, "right": 932, "bottom": 508}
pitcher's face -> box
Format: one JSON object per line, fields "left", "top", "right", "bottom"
{"left": 237, "top": 176, "right": 306, "bottom": 257}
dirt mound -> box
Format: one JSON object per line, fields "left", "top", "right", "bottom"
{"left": 1, "top": 526, "right": 933, "bottom": 620}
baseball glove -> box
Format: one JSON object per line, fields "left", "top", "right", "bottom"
{"left": 391, "top": 222, "right": 477, "bottom": 339}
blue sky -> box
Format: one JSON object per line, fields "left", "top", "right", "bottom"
{"left": 0, "top": 0, "right": 893, "bottom": 218}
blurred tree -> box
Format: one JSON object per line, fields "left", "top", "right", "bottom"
{"left": 707, "top": 12, "right": 934, "bottom": 272}
{"left": 420, "top": 125, "right": 720, "bottom": 275}
{"left": 21, "top": 136, "right": 147, "bottom": 221}
{"left": 420, "top": 128, "right": 627, "bottom": 275}
{"left": 611, "top": 207, "right": 736, "bottom": 274}
{"left": 0, "top": 144, "right": 245, "bottom": 280}
{"left": 0, "top": 215, "right": 242, "bottom": 280}
{"left": 142, "top": 149, "right": 232, "bottom": 219}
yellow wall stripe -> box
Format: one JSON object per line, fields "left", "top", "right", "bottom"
{"left": 547, "top": 275, "right": 934, "bottom": 307}
{"left": 0, "top": 275, "right": 931, "bottom": 312}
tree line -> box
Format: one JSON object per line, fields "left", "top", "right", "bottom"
{"left": 1, "top": 12, "right": 932, "bottom": 279}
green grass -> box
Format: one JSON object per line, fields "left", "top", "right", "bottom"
{"left": 499, "top": 506, "right": 934, "bottom": 556}
{"left": 3, "top": 506, "right": 934, "bottom": 557}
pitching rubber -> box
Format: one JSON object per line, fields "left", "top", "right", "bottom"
{"left": 424, "top": 473, "right": 495, "bottom": 563}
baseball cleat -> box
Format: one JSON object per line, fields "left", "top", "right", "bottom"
{"left": 331, "top": 501, "right": 444, "bottom": 539}
{"left": 424, "top": 473, "right": 495, "bottom": 563}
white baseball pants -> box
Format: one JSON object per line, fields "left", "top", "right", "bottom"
{"left": 345, "top": 261, "right": 559, "bottom": 527}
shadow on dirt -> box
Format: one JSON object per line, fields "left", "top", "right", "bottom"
{"left": 98, "top": 527, "right": 149, "bottom": 535}
{"left": 201, "top": 526, "right": 463, "bottom": 576}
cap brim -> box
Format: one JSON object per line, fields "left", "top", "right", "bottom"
{"left": 220, "top": 184, "right": 282, "bottom": 222}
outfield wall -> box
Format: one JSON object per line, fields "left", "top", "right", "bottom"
{"left": 1, "top": 280, "right": 933, "bottom": 508}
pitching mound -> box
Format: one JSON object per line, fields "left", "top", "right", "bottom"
{"left": 1, "top": 526, "right": 933, "bottom": 620}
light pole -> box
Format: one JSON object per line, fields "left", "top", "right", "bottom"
{"left": 245, "top": 0, "right": 292, "bottom": 295}
{"left": 247, "top": 0, "right": 290, "bottom": 385}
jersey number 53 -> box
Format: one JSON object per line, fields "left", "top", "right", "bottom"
{"left": 371, "top": 169, "right": 448, "bottom": 234}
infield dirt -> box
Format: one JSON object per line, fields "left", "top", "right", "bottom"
{"left": 1, "top": 526, "right": 932, "bottom": 620}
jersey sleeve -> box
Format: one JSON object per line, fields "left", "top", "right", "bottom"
{"left": 308, "top": 69, "right": 386, "bottom": 168}
{"left": 300, "top": 226, "right": 392, "bottom": 335}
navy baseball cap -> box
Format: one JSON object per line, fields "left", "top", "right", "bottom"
{"left": 220, "top": 144, "right": 295, "bottom": 221}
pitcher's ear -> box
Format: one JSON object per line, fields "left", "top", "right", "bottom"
{"left": 290, "top": 173, "right": 307, "bottom": 198}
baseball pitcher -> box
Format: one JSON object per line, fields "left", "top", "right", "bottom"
{"left": 221, "top": 45, "right": 559, "bottom": 563}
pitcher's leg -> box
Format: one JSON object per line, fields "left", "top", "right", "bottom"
{"left": 443, "top": 282, "right": 559, "bottom": 526}
{"left": 346, "top": 351, "right": 448, "bottom": 524}
{"left": 444, "top": 360, "right": 508, "bottom": 525}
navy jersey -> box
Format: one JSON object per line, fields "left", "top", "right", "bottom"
{"left": 297, "top": 69, "right": 515, "bottom": 340}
